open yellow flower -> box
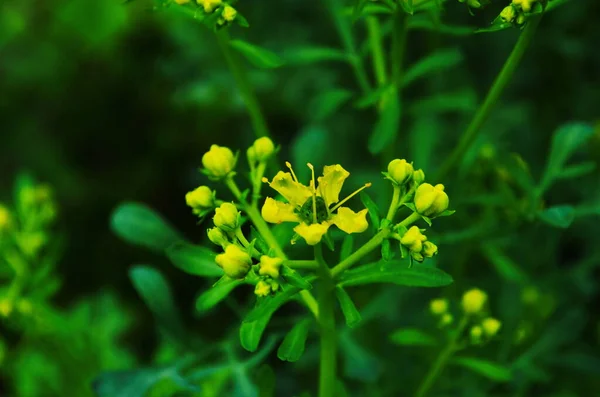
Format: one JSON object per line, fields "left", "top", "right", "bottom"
{"left": 261, "top": 162, "right": 370, "bottom": 245}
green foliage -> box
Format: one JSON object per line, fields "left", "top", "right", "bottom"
{"left": 166, "top": 242, "right": 223, "bottom": 277}
{"left": 277, "top": 318, "right": 311, "bottom": 362}
{"left": 229, "top": 40, "right": 285, "bottom": 69}
{"left": 338, "top": 263, "right": 453, "bottom": 288}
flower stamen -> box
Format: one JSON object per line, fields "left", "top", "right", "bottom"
{"left": 331, "top": 183, "right": 372, "bottom": 212}
{"left": 285, "top": 161, "right": 299, "bottom": 183}
{"left": 307, "top": 163, "right": 317, "bottom": 224}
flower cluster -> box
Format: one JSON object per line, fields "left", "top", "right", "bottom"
{"left": 499, "top": 0, "right": 544, "bottom": 25}
{"left": 457, "top": 0, "right": 491, "bottom": 10}
{"left": 172, "top": 0, "right": 247, "bottom": 29}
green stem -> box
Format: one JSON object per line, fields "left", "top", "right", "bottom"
{"left": 415, "top": 315, "right": 469, "bottom": 397}
{"left": 398, "top": 211, "right": 421, "bottom": 228}
{"left": 285, "top": 260, "right": 319, "bottom": 270}
{"left": 434, "top": 16, "right": 542, "bottom": 182}
{"left": 367, "top": 16, "right": 387, "bottom": 87}
{"left": 234, "top": 228, "right": 261, "bottom": 257}
{"left": 331, "top": 229, "right": 389, "bottom": 278}
{"left": 385, "top": 185, "right": 402, "bottom": 222}
{"left": 225, "top": 177, "right": 320, "bottom": 319}
{"left": 315, "top": 244, "right": 336, "bottom": 397}
{"left": 215, "top": 31, "right": 271, "bottom": 139}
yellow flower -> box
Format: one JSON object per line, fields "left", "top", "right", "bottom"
{"left": 422, "top": 241, "right": 438, "bottom": 258}
{"left": 185, "top": 186, "right": 214, "bottom": 210}
{"left": 259, "top": 255, "right": 283, "bottom": 278}
{"left": 202, "top": 144, "right": 236, "bottom": 179}
{"left": 0, "top": 205, "right": 11, "bottom": 232}
{"left": 470, "top": 325, "right": 483, "bottom": 343}
{"left": 221, "top": 5, "right": 237, "bottom": 22}
{"left": 254, "top": 280, "right": 271, "bottom": 297}
{"left": 430, "top": 298, "right": 448, "bottom": 315}
{"left": 462, "top": 288, "right": 488, "bottom": 314}
{"left": 197, "top": 0, "right": 222, "bottom": 13}
{"left": 213, "top": 202, "right": 240, "bottom": 232}
{"left": 512, "top": 0, "right": 535, "bottom": 12}
{"left": 261, "top": 162, "right": 370, "bottom": 245}
{"left": 400, "top": 226, "right": 427, "bottom": 253}
{"left": 215, "top": 244, "right": 251, "bottom": 279}
{"left": 414, "top": 183, "right": 449, "bottom": 218}
{"left": 482, "top": 317, "right": 502, "bottom": 337}
{"left": 207, "top": 227, "right": 229, "bottom": 247}
{"left": 500, "top": 5, "right": 517, "bottom": 22}
{"left": 440, "top": 313, "right": 453, "bottom": 326}
{"left": 248, "top": 137, "right": 275, "bottom": 163}
{"left": 387, "top": 159, "right": 413, "bottom": 186}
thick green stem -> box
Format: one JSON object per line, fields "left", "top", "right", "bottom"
{"left": 216, "top": 31, "right": 271, "bottom": 139}
{"left": 367, "top": 16, "right": 387, "bottom": 87}
{"left": 315, "top": 244, "right": 336, "bottom": 397}
{"left": 434, "top": 16, "right": 542, "bottom": 181}
{"left": 415, "top": 315, "right": 469, "bottom": 397}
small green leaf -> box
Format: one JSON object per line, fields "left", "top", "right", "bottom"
{"left": 230, "top": 40, "right": 284, "bottom": 69}
{"left": 281, "top": 266, "right": 312, "bottom": 290}
{"left": 166, "top": 242, "right": 223, "bottom": 277}
{"left": 235, "top": 13, "right": 250, "bottom": 28}
{"left": 340, "top": 235, "right": 354, "bottom": 261}
{"left": 195, "top": 277, "right": 244, "bottom": 312}
{"left": 111, "top": 202, "right": 184, "bottom": 252}
{"left": 338, "top": 264, "right": 453, "bottom": 288}
{"left": 250, "top": 226, "right": 270, "bottom": 254}
{"left": 399, "top": 0, "right": 414, "bottom": 14}
{"left": 451, "top": 357, "right": 512, "bottom": 382}
{"left": 244, "top": 286, "right": 301, "bottom": 323}
{"left": 557, "top": 161, "right": 596, "bottom": 180}
{"left": 335, "top": 287, "right": 362, "bottom": 328}
{"left": 475, "top": 17, "right": 513, "bottom": 34}
{"left": 538, "top": 205, "right": 575, "bottom": 229}
{"left": 403, "top": 48, "right": 463, "bottom": 87}
{"left": 240, "top": 314, "right": 273, "bottom": 352}
{"left": 277, "top": 318, "right": 312, "bottom": 362}
{"left": 481, "top": 244, "right": 528, "bottom": 284}
{"left": 368, "top": 93, "right": 400, "bottom": 154}
{"left": 310, "top": 89, "right": 354, "bottom": 121}
{"left": 360, "top": 191, "right": 381, "bottom": 228}
{"left": 390, "top": 328, "right": 437, "bottom": 346}
{"left": 282, "top": 46, "right": 349, "bottom": 65}
{"left": 353, "top": 85, "right": 392, "bottom": 109}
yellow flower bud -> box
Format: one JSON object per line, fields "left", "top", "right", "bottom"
{"left": 248, "top": 137, "right": 275, "bottom": 163}
{"left": 500, "top": 5, "right": 516, "bottom": 22}
{"left": 0, "top": 205, "right": 11, "bottom": 232}
{"left": 440, "top": 313, "right": 453, "bottom": 326}
{"left": 221, "top": 5, "right": 237, "bottom": 22}
{"left": 213, "top": 202, "right": 240, "bottom": 232}
{"left": 215, "top": 244, "right": 251, "bottom": 279}
{"left": 413, "top": 169, "right": 425, "bottom": 186}
{"left": 482, "top": 317, "right": 502, "bottom": 337}
{"left": 462, "top": 288, "right": 488, "bottom": 314}
{"left": 516, "top": 14, "right": 528, "bottom": 24}
{"left": 185, "top": 186, "right": 214, "bottom": 210}
{"left": 387, "top": 159, "right": 414, "bottom": 186}
{"left": 414, "top": 183, "right": 449, "bottom": 218}
{"left": 174, "top": 0, "right": 190, "bottom": 4}
{"left": 400, "top": 226, "right": 427, "bottom": 252}
{"left": 470, "top": 325, "right": 483, "bottom": 343}
{"left": 197, "top": 0, "right": 222, "bottom": 13}
{"left": 258, "top": 255, "right": 283, "bottom": 278}
{"left": 202, "top": 144, "right": 236, "bottom": 179}
{"left": 512, "top": 0, "right": 535, "bottom": 12}
{"left": 422, "top": 241, "right": 438, "bottom": 258}
{"left": 0, "top": 299, "right": 13, "bottom": 318}
{"left": 430, "top": 298, "right": 448, "bottom": 315}
{"left": 207, "top": 227, "right": 229, "bottom": 247}
{"left": 255, "top": 280, "right": 271, "bottom": 297}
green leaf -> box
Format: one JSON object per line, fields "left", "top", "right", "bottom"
{"left": 129, "top": 266, "right": 186, "bottom": 342}
{"left": 353, "top": 85, "right": 393, "bottom": 109}
{"left": 399, "top": 0, "right": 414, "bottom": 14}
{"left": 111, "top": 202, "right": 184, "bottom": 252}
{"left": 240, "top": 314, "right": 273, "bottom": 352}
{"left": 282, "top": 46, "right": 349, "bottom": 65}
{"left": 537, "top": 205, "right": 575, "bottom": 229}
{"left": 556, "top": 161, "right": 596, "bottom": 180}
{"left": 335, "top": 287, "right": 362, "bottom": 328}
{"left": 281, "top": 266, "right": 312, "bottom": 290}
{"left": 93, "top": 368, "right": 189, "bottom": 397}
{"left": 390, "top": 328, "right": 437, "bottom": 346}
{"left": 310, "top": 89, "right": 354, "bottom": 121}
{"left": 230, "top": 40, "right": 284, "bottom": 69}
{"left": 338, "top": 264, "right": 453, "bottom": 288}
{"left": 196, "top": 278, "right": 244, "bottom": 312}
{"left": 475, "top": 17, "right": 513, "bottom": 34}
{"left": 408, "top": 17, "right": 474, "bottom": 36}
{"left": 166, "top": 242, "right": 223, "bottom": 277}
{"left": 481, "top": 244, "right": 528, "bottom": 284}
{"left": 244, "top": 286, "right": 301, "bottom": 323}
{"left": 368, "top": 93, "right": 400, "bottom": 154}
{"left": 340, "top": 235, "right": 354, "bottom": 261}
{"left": 451, "top": 357, "right": 512, "bottom": 382}
{"left": 409, "top": 90, "right": 477, "bottom": 115}
{"left": 250, "top": 226, "right": 270, "bottom": 254}
{"left": 277, "top": 319, "right": 312, "bottom": 362}
{"left": 402, "top": 48, "right": 463, "bottom": 88}
{"left": 360, "top": 191, "right": 381, "bottom": 228}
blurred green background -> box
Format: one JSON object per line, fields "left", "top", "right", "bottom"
{"left": 1, "top": 0, "right": 600, "bottom": 396}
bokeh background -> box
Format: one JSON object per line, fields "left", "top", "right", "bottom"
{"left": 1, "top": 0, "right": 600, "bottom": 396}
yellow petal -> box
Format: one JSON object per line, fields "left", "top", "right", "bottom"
{"left": 261, "top": 197, "right": 300, "bottom": 224}
{"left": 331, "top": 207, "right": 368, "bottom": 234}
{"left": 268, "top": 171, "right": 312, "bottom": 207}
{"left": 317, "top": 164, "right": 349, "bottom": 205}
{"left": 293, "top": 222, "right": 331, "bottom": 245}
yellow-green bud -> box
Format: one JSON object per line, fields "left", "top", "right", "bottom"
{"left": 440, "top": 313, "right": 453, "bottom": 326}
{"left": 213, "top": 202, "right": 240, "bottom": 232}
{"left": 0, "top": 205, "right": 11, "bottom": 233}
{"left": 221, "top": 5, "right": 237, "bottom": 22}
{"left": 258, "top": 255, "right": 283, "bottom": 278}
{"left": 185, "top": 186, "right": 214, "bottom": 209}
{"left": 400, "top": 226, "right": 427, "bottom": 253}
{"left": 387, "top": 159, "right": 414, "bottom": 186}
{"left": 512, "top": 0, "right": 535, "bottom": 12}
{"left": 482, "top": 317, "right": 502, "bottom": 337}
{"left": 215, "top": 244, "right": 251, "bottom": 279}
{"left": 462, "top": 288, "right": 488, "bottom": 314}
{"left": 411, "top": 251, "right": 424, "bottom": 263}
{"left": 255, "top": 280, "right": 272, "bottom": 297}
{"left": 202, "top": 144, "right": 236, "bottom": 179}
{"left": 174, "top": 0, "right": 190, "bottom": 4}
{"left": 430, "top": 298, "right": 448, "bottom": 315}
{"left": 516, "top": 14, "right": 528, "bottom": 25}
{"left": 422, "top": 241, "right": 438, "bottom": 258}
{"left": 470, "top": 326, "right": 483, "bottom": 343}
{"left": 413, "top": 169, "right": 425, "bottom": 185}
{"left": 207, "top": 227, "right": 229, "bottom": 247}
{"left": 414, "top": 183, "right": 449, "bottom": 218}
{"left": 500, "top": 5, "right": 516, "bottom": 23}
{"left": 248, "top": 137, "right": 275, "bottom": 163}
{"left": 0, "top": 299, "right": 12, "bottom": 318}
{"left": 197, "top": 0, "right": 222, "bottom": 13}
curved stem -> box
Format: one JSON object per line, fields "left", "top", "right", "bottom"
{"left": 385, "top": 185, "right": 402, "bottom": 222}
{"left": 315, "top": 244, "right": 336, "bottom": 397}
{"left": 216, "top": 30, "right": 271, "bottom": 139}
{"left": 434, "top": 16, "right": 542, "bottom": 182}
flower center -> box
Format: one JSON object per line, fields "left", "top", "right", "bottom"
{"left": 296, "top": 196, "right": 329, "bottom": 224}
